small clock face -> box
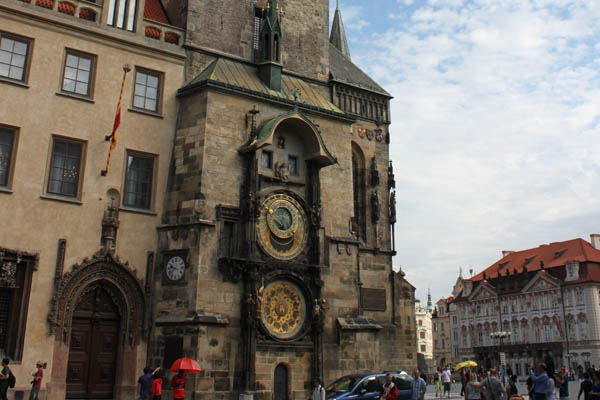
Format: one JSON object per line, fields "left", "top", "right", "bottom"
{"left": 165, "top": 256, "right": 186, "bottom": 281}
{"left": 256, "top": 193, "right": 308, "bottom": 261}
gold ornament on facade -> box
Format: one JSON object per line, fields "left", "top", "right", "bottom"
{"left": 261, "top": 281, "right": 306, "bottom": 339}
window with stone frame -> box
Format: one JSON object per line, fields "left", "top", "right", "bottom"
{"left": 123, "top": 151, "right": 155, "bottom": 210}
{"left": 106, "top": 0, "right": 137, "bottom": 31}
{"left": 133, "top": 68, "right": 162, "bottom": 113}
{"left": 0, "top": 126, "right": 17, "bottom": 188}
{"left": 47, "top": 136, "right": 85, "bottom": 198}
{"left": 0, "top": 32, "right": 32, "bottom": 83}
{"left": 61, "top": 50, "right": 96, "bottom": 98}
{"left": 0, "top": 248, "right": 36, "bottom": 361}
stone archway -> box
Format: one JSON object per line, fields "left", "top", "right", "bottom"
{"left": 46, "top": 250, "right": 145, "bottom": 400}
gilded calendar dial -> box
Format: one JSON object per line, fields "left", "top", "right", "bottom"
{"left": 256, "top": 193, "right": 308, "bottom": 261}
{"left": 261, "top": 281, "right": 306, "bottom": 339}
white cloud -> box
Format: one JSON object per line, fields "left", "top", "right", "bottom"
{"left": 346, "top": 0, "right": 600, "bottom": 302}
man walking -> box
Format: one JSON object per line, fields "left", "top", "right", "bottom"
{"left": 411, "top": 370, "right": 426, "bottom": 400}
{"left": 441, "top": 366, "right": 452, "bottom": 398}
{"left": 311, "top": 378, "right": 326, "bottom": 400}
{"left": 482, "top": 368, "right": 506, "bottom": 400}
{"left": 137, "top": 367, "right": 153, "bottom": 400}
{"left": 0, "top": 358, "right": 11, "bottom": 400}
{"left": 29, "top": 361, "right": 43, "bottom": 400}
{"left": 530, "top": 364, "right": 549, "bottom": 400}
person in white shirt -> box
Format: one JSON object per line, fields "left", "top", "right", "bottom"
{"left": 441, "top": 367, "right": 452, "bottom": 398}
{"left": 311, "top": 378, "right": 326, "bottom": 400}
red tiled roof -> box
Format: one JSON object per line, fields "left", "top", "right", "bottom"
{"left": 144, "top": 0, "right": 169, "bottom": 25}
{"left": 471, "top": 238, "right": 600, "bottom": 282}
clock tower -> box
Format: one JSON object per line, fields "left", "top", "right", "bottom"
{"left": 149, "top": 1, "right": 417, "bottom": 399}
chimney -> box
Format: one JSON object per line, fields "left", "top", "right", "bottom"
{"left": 591, "top": 234, "right": 600, "bottom": 250}
{"left": 502, "top": 250, "right": 514, "bottom": 258}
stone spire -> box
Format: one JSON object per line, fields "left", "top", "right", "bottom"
{"left": 329, "top": 0, "right": 351, "bottom": 59}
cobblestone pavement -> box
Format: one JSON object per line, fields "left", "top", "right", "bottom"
{"left": 422, "top": 381, "right": 581, "bottom": 399}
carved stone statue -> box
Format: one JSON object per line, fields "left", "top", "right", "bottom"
{"left": 371, "top": 191, "right": 380, "bottom": 222}
{"left": 274, "top": 161, "right": 289, "bottom": 182}
{"left": 370, "top": 157, "right": 380, "bottom": 187}
{"left": 389, "top": 190, "right": 396, "bottom": 224}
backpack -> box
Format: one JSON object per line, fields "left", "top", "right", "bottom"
{"left": 7, "top": 369, "right": 15, "bottom": 389}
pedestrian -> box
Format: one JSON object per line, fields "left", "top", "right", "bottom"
{"left": 556, "top": 372, "right": 568, "bottom": 400}
{"left": 529, "top": 364, "right": 549, "bottom": 400}
{"left": 506, "top": 375, "right": 517, "bottom": 398}
{"left": 151, "top": 368, "right": 162, "bottom": 400}
{"left": 579, "top": 372, "right": 593, "bottom": 400}
{"left": 411, "top": 370, "right": 426, "bottom": 400}
{"left": 311, "top": 378, "right": 326, "bottom": 400}
{"left": 137, "top": 367, "right": 153, "bottom": 400}
{"left": 460, "top": 369, "right": 468, "bottom": 397}
{"left": 465, "top": 372, "right": 483, "bottom": 400}
{"left": 590, "top": 371, "right": 600, "bottom": 400}
{"left": 482, "top": 368, "right": 506, "bottom": 400}
{"left": 0, "top": 358, "right": 12, "bottom": 400}
{"left": 545, "top": 371, "right": 556, "bottom": 400}
{"left": 29, "top": 361, "right": 43, "bottom": 400}
{"left": 435, "top": 369, "right": 443, "bottom": 398}
{"left": 171, "top": 369, "right": 186, "bottom": 400}
{"left": 441, "top": 366, "right": 452, "bottom": 398}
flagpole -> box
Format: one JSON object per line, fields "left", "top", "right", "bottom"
{"left": 101, "top": 64, "right": 131, "bottom": 176}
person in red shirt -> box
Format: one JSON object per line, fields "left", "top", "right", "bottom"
{"left": 29, "top": 361, "right": 44, "bottom": 400}
{"left": 171, "top": 370, "right": 186, "bottom": 400}
{"left": 151, "top": 368, "right": 163, "bottom": 400}
{"left": 380, "top": 373, "right": 398, "bottom": 400}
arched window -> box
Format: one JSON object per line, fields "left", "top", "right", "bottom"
{"left": 351, "top": 143, "right": 366, "bottom": 239}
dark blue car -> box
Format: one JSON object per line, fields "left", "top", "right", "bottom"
{"left": 326, "top": 373, "right": 413, "bottom": 400}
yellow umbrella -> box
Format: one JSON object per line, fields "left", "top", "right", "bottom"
{"left": 454, "top": 361, "right": 478, "bottom": 371}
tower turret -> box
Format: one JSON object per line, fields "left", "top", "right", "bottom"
{"left": 258, "top": 0, "right": 283, "bottom": 90}
{"left": 329, "top": 0, "right": 351, "bottom": 59}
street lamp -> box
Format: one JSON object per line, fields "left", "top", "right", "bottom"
{"left": 490, "top": 331, "right": 511, "bottom": 384}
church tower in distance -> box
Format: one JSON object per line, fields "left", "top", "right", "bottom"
{"left": 150, "top": 1, "right": 417, "bottom": 399}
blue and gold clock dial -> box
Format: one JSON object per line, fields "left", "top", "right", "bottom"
{"left": 256, "top": 193, "right": 308, "bottom": 261}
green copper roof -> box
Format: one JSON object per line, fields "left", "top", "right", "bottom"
{"left": 179, "top": 58, "right": 343, "bottom": 115}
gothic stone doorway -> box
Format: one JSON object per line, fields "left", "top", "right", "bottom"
{"left": 46, "top": 251, "right": 145, "bottom": 400}
{"left": 66, "top": 287, "right": 120, "bottom": 399}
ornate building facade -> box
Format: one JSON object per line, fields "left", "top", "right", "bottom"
{"left": 0, "top": 0, "right": 417, "bottom": 399}
{"left": 432, "top": 297, "right": 453, "bottom": 369}
{"left": 450, "top": 235, "right": 600, "bottom": 377}
{"left": 415, "top": 295, "right": 434, "bottom": 374}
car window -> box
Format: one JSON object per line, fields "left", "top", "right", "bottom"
{"left": 357, "top": 377, "right": 381, "bottom": 393}
{"left": 393, "top": 376, "right": 412, "bottom": 391}
{"left": 327, "top": 376, "right": 358, "bottom": 393}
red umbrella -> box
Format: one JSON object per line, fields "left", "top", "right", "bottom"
{"left": 170, "top": 358, "right": 202, "bottom": 373}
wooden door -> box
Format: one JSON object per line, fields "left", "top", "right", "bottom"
{"left": 273, "top": 364, "right": 289, "bottom": 400}
{"left": 66, "top": 287, "right": 120, "bottom": 399}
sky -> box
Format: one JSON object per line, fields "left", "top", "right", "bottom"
{"left": 329, "top": 0, "right": 600, "bottom": 304}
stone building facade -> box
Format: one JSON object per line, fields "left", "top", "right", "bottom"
{"left": 0, "top": 0, "right": 417, "bottom": 399}
{"left": 449, "top": 235, "right": 600, "bottom": 377}
{"left": 415, "top": 296, "right": 433, "bottom": 375}
{"left": 432, "top": 297, "right": 453, "bottom": 369}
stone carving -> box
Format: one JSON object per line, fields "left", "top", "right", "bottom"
{"left": 366, "top": 129, "right": 374, "bottom": 141}
{"left": 101, "top": 202, "right": 120, "bottom": 252}
{"left": 371, "top": 191, "right": 380, "bottom": 222}
{"left": 310, "top": 202, "right": 322, "bottom": 227}
{"left": 274, "top": 161, "right": 290, "bottom": 182}
{"left": 47, "top": 249, "right": 145, "bottom": 347}
{"left": 389, "top": 190, "right": 396, "bottom": 224}
{"left": 388, "top": 160, "right": 395, "bottom": 189}
{"left": 0, "top": 261, "right": 17, "bottom": 288}
{"left": 370, "top": 157, "right": 380, "bottom": 187}
{"left": 375, "top": 128, "right": 384, "bottom": 142}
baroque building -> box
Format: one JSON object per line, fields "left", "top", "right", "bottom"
{"left": 415, "top": 294, "right": 434, "bottom": 375}
{"left": 432, "top": 297, "right": 453, "bottom": 369}
{"left": 449, "top": 235, "right": 600, "bottom": 377}
{"left": 0, "top": 0, "right": 417, "bottom": 399}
